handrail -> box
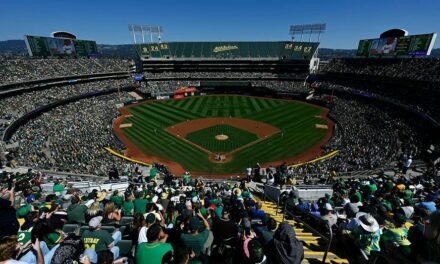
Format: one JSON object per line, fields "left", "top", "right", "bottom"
{"left": 259, "top": 184, "right": 334, "bottom": 263}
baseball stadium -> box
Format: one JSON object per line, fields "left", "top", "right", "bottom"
{"left": 1, "top": 1, "right": 440, "bottom": 264}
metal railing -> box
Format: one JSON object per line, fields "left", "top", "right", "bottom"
{"left": 257, "top": 184, "right": 334, "bottom": 263}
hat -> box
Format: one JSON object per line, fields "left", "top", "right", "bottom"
{"left": 26, "top": 194, "right": 36, "bottom": 204}
{"left": 46, "top": 232, "right": 62, "bottom": 244}
{"left": 63, "top": 194, "right": 72, "bottom": 201}
{"left": 401, "top": 206, "right": 414, "bottom": 219}
{"left": 357, "top": 213, "right": 379, "bottom": 233}
{"left": 245, "top": 239, "right": 264, "bottom": 262}
{"left": 152, "top": 196, "right": 158, "bottom": 203}
{"left": 39, "top": 206, "right": 50, "bottom": 214}
{"left": 96, "top": 192, "right": 106, "bottom": 202}
{"left": 191, "top": 196, "right": 199, "bottom": 204}
{"left": 16, "top": 205, "right": 31, "bottom": 218}
{"left": 325, "top": 203, "right": 333, "bottom": 211}
{"left": 200, "top": 207, "right": 207, "bottom": 217}
{"left": 233, "top": 188, "right": 242, "bottom": 197}
{"left": 145, "top": 213, "right": 156, "bottom": 224}
{"left": 189, "top": 216, "right": 201, "bottom": 231}
{"left": 345, "top": 203, "right": 360, "bottom": 218}
{"left": 85, "top": 200, "right": 94, "bottom": 207}
{"left": 88, "top": 216, "right": 103, "bottom": 228}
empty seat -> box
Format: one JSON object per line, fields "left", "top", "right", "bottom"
{"left": 116, "top": 240, "right": 133, "bottom": 257}
{"left": 120, "top": 217, "right": 134, "bottom": 226}
{"left": 101, "top": 226, "right": 116, "bottom": 234}
{"left": 62, "top": 224, "right": 79, "bottom": 234}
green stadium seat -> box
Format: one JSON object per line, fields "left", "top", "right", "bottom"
{"left": 116, "top": 240, "right": 133, "bottom": 257}
{"left": 120, "top": 217, "right": 134, "bottom": 226}
{"left": 119, "top": 226, "right": 127, "bottom": 236}
{"left": 62, "top": 224, "right": 79, "bottom": 234}
{"left": 79, "top": 226, "right": 89, "bottom": 236}
{"left": 101, "top": 226, "right": 116, "bottom": 234}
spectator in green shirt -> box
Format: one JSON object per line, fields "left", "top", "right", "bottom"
{"left": 149, "top": 167, "right": 157, "bottom": 182}
{"left": 122, "top": 192, "right": 134, "bottom": 216}
{"left": 349, "top": 213, "right": 381, "bottom": 256}
{"left": 52, "top": 180, "right": 65, "bottom": 196}
{"left": 136, "top": 224, "right": 173, "bottom": 264}
{"left": 181, "top": 212, "right": 212, "bottom": 260}
{"left": 81, "top": 216, "right": 122, "bottom": 259}
{"left": 183, "top": 172, "right": 190, "bottom": 186}
{"left": 134, "top": 191, "right": 148, "bottom": 214}
{"left": 67, "top": 195, "right": 88, "bottom": 224}
{"left": 110, "top": 191, "right": 123, "bottom": 207}
{"left": 382, "top": 213, "right": 411, "bottom": 256}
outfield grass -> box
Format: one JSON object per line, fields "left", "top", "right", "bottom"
{"left": 185, "top": 124, "right": 258, "bottom": 153}
{"left": 121, "top": 95, "right": 329, "bottom": 174}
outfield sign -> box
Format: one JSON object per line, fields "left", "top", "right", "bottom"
{"left": 356, "top": 33, "right": 437, "bottom": 57}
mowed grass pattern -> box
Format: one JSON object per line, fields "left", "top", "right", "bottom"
{"left": 185, "top": 125, "right": 258, "bottom": 153}
{"left": 121, "top": 95, "right": 328, "bottom": 173}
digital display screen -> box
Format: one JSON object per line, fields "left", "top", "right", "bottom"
{"left": 25, "top": 35, "right": 98, "bottom": 57}
{"left": 356, "top": 33, "right": 436, "bottom": 57}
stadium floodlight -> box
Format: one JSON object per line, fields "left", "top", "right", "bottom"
{"left": 289, "top": 23, "right": 326, "bottom": 42}
{"left": 128, "top": 24, "right": 164, "bottom": 44}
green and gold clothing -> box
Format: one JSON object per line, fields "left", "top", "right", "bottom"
{"left": 81, "top": 229, "right": 114, "bottom": 252}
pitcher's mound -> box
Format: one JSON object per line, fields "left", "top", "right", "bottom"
{"left": 215, "top": 134, "right": 229, "bottom": 141}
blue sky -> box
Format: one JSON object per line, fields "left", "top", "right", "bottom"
{"left": 0, "top": 0, "right": 439, "bottom": 49}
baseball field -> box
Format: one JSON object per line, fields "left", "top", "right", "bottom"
{"left": 114, "top": 95, "right": 333, "bottom": 175}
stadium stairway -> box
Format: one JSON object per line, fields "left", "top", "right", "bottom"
{"left": 253, "top": 196, "right": 349, "bottom": 264}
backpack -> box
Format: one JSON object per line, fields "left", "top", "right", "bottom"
{"left": 51, "top": 234, "right": 84, "bottom": 264}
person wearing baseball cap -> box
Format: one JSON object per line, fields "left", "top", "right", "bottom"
{"left": 138, "top": 213, "right": 157, "bottom": 244}
{"left": 382, "top": 213, "right": 411, "bottom": 256}
{"left": 181, "top": 211, "right": 212, "bottom": 260}
{"left": 81, "top": 216, "right": 121, "bottom": 260}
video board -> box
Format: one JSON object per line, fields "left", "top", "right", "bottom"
{"left": 356, "top": 33, "right": 436, "bottom": 57}
{"left": 24, "top": 35, "right": 98, "bottom": 57}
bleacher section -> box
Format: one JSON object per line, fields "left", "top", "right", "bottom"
{"left": 253, "top": 196, "right": 349, "bottom": 263}
{"left": 136, "top": 41, "right": 319, "bottom": 60}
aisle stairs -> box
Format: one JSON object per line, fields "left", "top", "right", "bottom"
{"left": 254, "top": 196, "right": 349, "bottom": 263}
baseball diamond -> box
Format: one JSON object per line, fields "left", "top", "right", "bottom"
{"left": 113, "top": 95, "right": 334, "bottom": 175}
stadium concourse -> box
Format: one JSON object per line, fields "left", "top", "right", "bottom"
{"left": 0, "top": 52, "right": 439, "bottom": 264}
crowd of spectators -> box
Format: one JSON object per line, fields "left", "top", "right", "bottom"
{"left": 9, "top": 90, "right": 134, "bottom": 175}
{"left": 319, "top": 81, "right": 440, "bottom": 123}
{"left": 139, "top": 80, "right": 309, "bottom": 95}
{"left": 0, "top": 58, "right": 132, "bottom": 85}
{"left": 289, "top": 95, "right": 422, "bottom": 175}
{"left": 285, "top": 170, "right": 440, "bottom": 263}
{"left": 250, "top": 81, "right": 309, "bottom": 93}
{"left": 139, "top": 81, "right": 200, "bottom": 95}
{"left": 320, "top": 58, "right": 440, "bottom": 83}
{"left": 0, "top": 79, "right": 133, "bottom": 138}
{"left": 143, "top": 71, "right": 303, "bottom": 80}
{"left": 0, "top": 172, "right": 305, "bottom": 264}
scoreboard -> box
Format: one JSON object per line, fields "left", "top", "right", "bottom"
{"left": 356, "top": 33, "right": 437, "bottom": 57}
{"left": 73, "top": 40, "right": 98, "bottom": 57}
{"left": 24, "top": 35, "right": 98, "bottom": 57}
